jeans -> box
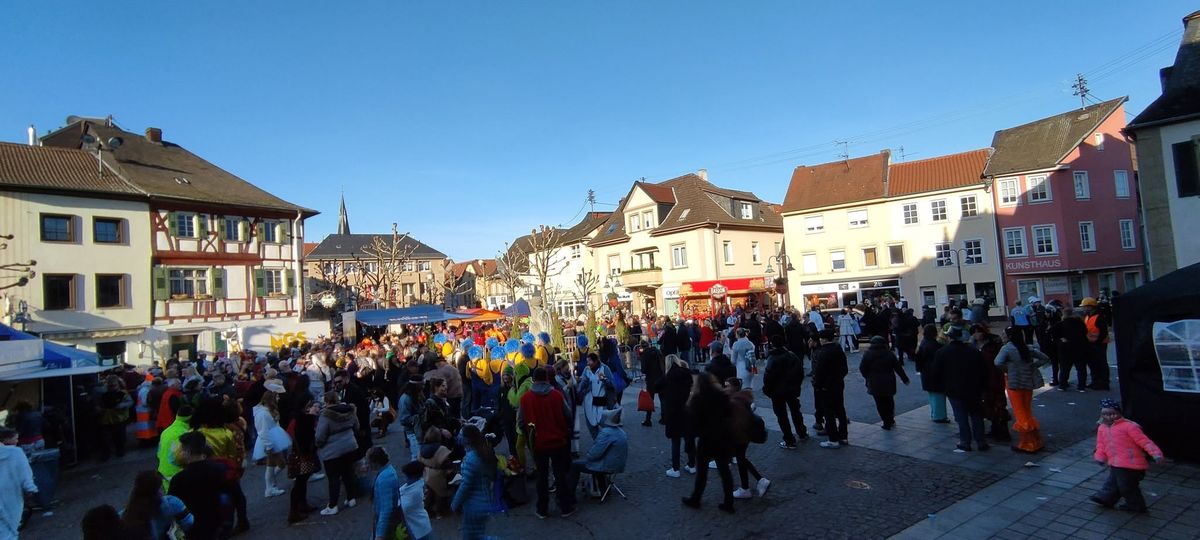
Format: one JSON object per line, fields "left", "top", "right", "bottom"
{"left": 688, "top": 441, "right": 733, "bottom": 507}
{"left": 1094, "top": 467, "right": 1147, "bottom": 511}
{"left": 927, "top": 392, "right": 948, "bottom": 421}
{"left": 406, "top": 431, "right": 420, "bottom": 462}
{"left": 533, "top": 446, "right": 573, "bottom": 514}
{"left": 567, "top": 460, "right": 606, "bottom": 497}
{"left": 948, "top": 397, "right": 987, "bottom": 449}
{"left": 815, "top": 387, "right": 848, "bottom": 442}
{"left": 322, "top": 454, "right": 357, "bottom": 507}
{"left": 770, "top": 396, "right": 806, "bottom": 445}
{"left": 671, "top": 436, "right": 696, "bottom": 470}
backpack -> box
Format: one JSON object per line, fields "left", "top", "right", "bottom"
{"left": 748, "top": 412, "right": 768, "bottom": 444}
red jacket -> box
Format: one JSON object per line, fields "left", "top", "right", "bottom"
{"left": 156, "top": 386, "right": 183, "bottom": 431}
{"left": 1095, "top": 418, "right": 1162, "bottom": 470}
{"left": 518, "top": 383, "right": 571, "bottom": 452}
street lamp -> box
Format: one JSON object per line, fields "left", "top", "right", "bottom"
{"left": 764, "top": 253, "right": 794, "bottom": 308}
{"left": 945, "top": 248, "right": 972, "bottom": 304}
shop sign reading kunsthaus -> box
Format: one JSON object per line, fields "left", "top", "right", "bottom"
{"left": 1004, "top": 258, "right": 1063, "bottom": 272}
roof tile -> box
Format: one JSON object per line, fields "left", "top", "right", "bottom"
{"left": 782, "top": 151, "right": 889, "bottom": 213}
{"left": 889, "top": 149, "right": 990, "bottom": 196}
{"left": 983, "top": 98, "right": 1125, "bottom": 177}
{"left": 0, "top": 142, "right": 143, "bottom": 196}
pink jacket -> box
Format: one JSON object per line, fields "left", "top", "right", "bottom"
{"left": 1094, "top": 418, "right": 1163, "bottom": 470}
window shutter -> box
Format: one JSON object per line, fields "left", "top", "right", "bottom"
{"left": 276, "top": 222, "right": 289, "bottom": 244}
{"left": 166, "top": 212, "right": 178, "bottom": 237}
{"left": 255, "top": 221, "right": 266, "bottom": 242}
{"left": 210, "top": 266, "right": 226, "bottom": 299}
{"left": 215, "top": 218, "right": 227, "bottom": 241}
{"left": 254, "top": 269, "right": 266, "bottom": 297}
{"left": 195, "top": 214, "right": 207, "bottom": 239}
{"left": 1173, "top": 141, "right": 1200, "bottom": 197}
{"left": 281, "top": 268, "right": 292, "bottom": 295}
{"left": 152, "top": 267, "right": 169, "bottom": 301}
{"left": 238, "top": 220, "right": 249, "bottom": 242}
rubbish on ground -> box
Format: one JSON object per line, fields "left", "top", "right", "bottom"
{"left": 1024, "top": 461, "right": 1040, "bottom": 467}
{"left": 1049, "top": 468, "right": 1063, "bottom": 473}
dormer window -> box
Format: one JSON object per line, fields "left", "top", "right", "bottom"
{"left": 739, "top": 202, "right": 753, "bottom": 219}
{"left": 642, "top": 211, "right": 654, "bottom": 229}
{"left": 628, "top": 214, "right": 641, "bottom": 232}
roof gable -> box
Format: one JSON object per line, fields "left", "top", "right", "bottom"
{"left": 983, "top": 98, "right": 1126, "bottom": 177}
{"left": 782, "top": 151, "right": 890, "bottom": 213}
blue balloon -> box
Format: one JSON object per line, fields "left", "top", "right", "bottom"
{"left": 486, "top": 337, "right": 500, "bottom": 349}
{"left": 433, "top": 333, "right": 448, "bottom": 345}
{"left": 490, "top": 346, "right": 506, "bottom": 359}
{"left": 504, "top": 339, "right": 519, "bottom": 354}
{"left": 522, "top": 332, "right": 535, "bottom": 343}
{"left": 468, "top": 345, "right": 484, "bottom": 360}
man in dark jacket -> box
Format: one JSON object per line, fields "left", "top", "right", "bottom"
{"left": 811, "top": 329, "right": 849, "bottom": 447}
{"left": 784, "top": 314, "right": 809, "bottom": 360}
{"left": 931, "top": 327, "right": 990, "bottom": 452}
{"left": 659, "top": 318, "right": 679, "bottom": 357}
{"left": 705, "top": 353, "right": 736, "bottom": 385}
{"left": 169, "top": 431, "right": 232, "bottom": 539}
{"left": 518, "top": 367, "right": 575, "bottom": 518}
{"left": 1056, "top": 309, "right": 1090, "bottom": 391}
{"left": 675, "top": 321, "right": 693, "bottom": 366}
{"left": 638, "top": 345, "right": 666, "bottom": 426}
{"left": 762, "top": 335, "right": 806, "bottom": 449}
{"left": 859, "top": 336, "right": 910, "bottom": 429}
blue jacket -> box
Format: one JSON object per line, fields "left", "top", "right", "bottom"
{"left": 582, "top": 425, "right": 628, "bottom": 473}
{"left": 451, "top": 449, "right": 497, "bottom": 514}
{"left": 372, "top": 465, "right": 400, "bottom": 538}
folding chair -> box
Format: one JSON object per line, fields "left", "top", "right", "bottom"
{"left": 597, "top": 472, "right": 627, "bottom": 502}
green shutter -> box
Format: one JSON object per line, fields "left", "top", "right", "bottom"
{"left": 238, "top": 220, "right": 249, "bottom": 242}
{"left": 255, "top": 222, "right": 265, "bottom": 242}
{"left": 166, "top": 212, "right": 178, "bottom": 237}
{"left": 254, "top": 268, "right": 266, "bottom": 297}
{"left": 210, "top": 266, "right": 225, "bottom": 299}
{"left": 281, "top": 267, "right": 292, "bottom": 295}
{"left": 215, "top": 218, "right": 227, "bottom": 242}
{"left": 279, "top": 222, "right": 292, "bottom": 244}
{"left": 195, "top": 215, "right": 207, "bottom": 239}
{"left": 152, "top": 267, "right": 169, "bottom": 300}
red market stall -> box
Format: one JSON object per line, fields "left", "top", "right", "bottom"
{"left": 678, "top": 277, "right": 768, "bottom": 317}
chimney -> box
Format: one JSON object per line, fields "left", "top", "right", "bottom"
{"left": 145, "top": 127, "right": 162, "bottom": 144}
{"left": 697, "top": 168, "right": 708, "bottom": 181}
{"left": 27, "top": 125, "right": 35, "bottom": 146}
{"left": 1161, "top": 11, "right": 1200, "bottom": 93}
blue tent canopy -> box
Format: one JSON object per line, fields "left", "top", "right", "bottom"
{"left": 503, "top": 298, "right": 530, "bottom": 317}
{"left": 0, "top": 323, "right": 102, "bottom": 381}
{"left": 354, "top": 304, "right": 473, "bottom": 326}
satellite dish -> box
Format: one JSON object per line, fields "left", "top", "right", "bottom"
{"left": 80, "top": 134, "right": 96, "bottom": 145}
{"left": 107, "top": 137, "right": 122, "bottom": 150}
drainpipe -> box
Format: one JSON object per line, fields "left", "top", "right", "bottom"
{"left": 293, "top": 210, "right": 303, "bottom": 323}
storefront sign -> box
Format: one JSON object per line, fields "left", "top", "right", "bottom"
{"left": 617, "top": 291, "right": 633, "bottom": 302}
{"left": 1005, "top": 258, "right": 1063, "bottom": 272}
{"left": 1044, "top": 277, "right": 1069, "bottom": 295}
{"left": 662, "top": 286, "right": 680, "bottom": 299}
{"left": 709, "top": 284, "right": 728, "bottom": 300}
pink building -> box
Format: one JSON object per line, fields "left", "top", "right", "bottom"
{"left": 983, "top": 98, "right": 1145, "bottom": 308}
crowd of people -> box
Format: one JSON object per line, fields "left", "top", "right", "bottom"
{"left": 1, "top": 289, "right": 1164, "bottom": 539}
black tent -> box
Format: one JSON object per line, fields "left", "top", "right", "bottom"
{"left": 1113, "top": 262, "right": 1200, "bottom": 460}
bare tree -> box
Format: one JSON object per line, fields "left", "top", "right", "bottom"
{"left": 495, "top": 244, "right": 527, "bottom": 307}
{"left": 359, "top": 223, "right": 418, "bottom": 308}
{"left": 574, "top": 269, "right": 600, "bottom": 344}
{"left": 433, "top": 260, "right": 475, "bottom": 309}
{"left": 0, "top": 233, "right": 36, "bottom": 291}
{"left": 511, "top": 226, "right": 567, "bottom": 349}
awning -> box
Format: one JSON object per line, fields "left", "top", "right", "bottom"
{"left": 679, "top": 277, "right": 768, "bottom": 297}
{"left": 354, "top": 304, "right": 473, "bottom": 326}
{"left": 1, "top": 364, "right": 107, "bottom": 382}
{"left": 0, "top": 323, "right": 103, "bottom": 381}
{"left": 456, "top": 310, "right": 506, "bottom": 323}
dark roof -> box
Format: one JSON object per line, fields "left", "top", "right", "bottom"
{"left": 1128, "top": 12, "right": 1200, "bottom": 130}
{"left": 889, "top": 149, "right": 991, "bottom": 196}
{"left": 307, "top": 233, "right": 446, "bottom": 260}
{"left": 983, "top": 98, "right": 1125, "bottom": 177}
{"left": 41, "top": 118, "right": 316, "bottom": 216}
{"left": 782, "top": 151, "right": 890, "bottom": 214}
{"left": 559, "top": 212, "right": 611, "bottom": 244}
{"left": 589, "top": 174, "right": 782, "bottom": 246}
{"left": 0, "top": 142, "right": 144, "bottom": 196}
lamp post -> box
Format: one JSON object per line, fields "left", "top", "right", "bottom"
{"left": 946, "top": 248, "right": 972, "bottom": 304}
{"left": 764, "top": 253, "right": 795, "bottom": 309}
{"left": 603, "top": 274, "right": 622, "bottom": 310}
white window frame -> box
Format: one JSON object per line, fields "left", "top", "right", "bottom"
{"left": 998, "top": 178, "right": 1020, "bottom": 206}
{"left": 670, "top": 243, "right": 688, "bottom": 269}
{"left": 751, "top": 241, "right": 761, "bottom": 264}
{"left": 1124, "top": 271, "right": 1142, "bottom": 290}
{"left": 722, "top": 240, "right": 734, "bottom": 265}
{"left": 830, "top": 250, "right": 846, "bottom": 272}
{"left": 264, "top": 269, "right": 284, "bottom": 294}
{"left": 805, "top": 215, "right": 824, "bottom": 234}
{"left": 960, "top": 195, "right": 978, "bottom": 218}
{"left": 1073, "top": 171, "right": 1091, "bottom": 200}
{"left": 862, "top": 246, "right": 878, "bottom": 268}
{"left": 262, "top": 219, "right": 279, "bottom": 243}
{"left": 570, "top": 244, "right": 581, "bottom": 259}
{"left": 801, "top": 253, "right": 817, "bottom": 275}
{"left": 962, "top": 239, "right": 984, "bottom": 265}
{"left": 176, "top": 212, "right": 196, "bottom": 238}
{"left": 934, "top": 242, "right": 953, "bottom": 267}
{"left": 642, "top": 211, "right": 654, "bottom": 230}
{"left": 1027, "top": 174, "right": 1052, "bottom": 203}
{"left": 1003, "top": 227, "right": 1027, "bottom": 258}
{"left": 1119, "top": 219, "right": 1136, "bottom": 250}
{"left": 739, "top": 202, "right": 753, "bottom": 219}
{"left": 901, "top": 203, "right": 919, "bottom": 225}
{"left": 887, "top": 243, "right": 905, "bottom": 266}
{"left": 1079, "top": 221, "right": 1096, "bottom": 252}
{"left": 1032, "top": 224, "right": 1058, "bottom": 255}
{"left": 628, "top": 214, "right": 641, "bottom": 232}
{"left": 847, "top": 209, "right": 869, "bottom": 228}
{"left": 1114, "top": 170, "right": 1130, "bottom": 199}
{"left": 1094, "top": 133, "right": 1105, "bottom": 151}
{"left": 418, "top": 260, "right": 432, "bottom": 272}
{"left": 930, "top": 199, "right": 948, "bottom": 222}
{"left": 607, "top": 254, "right": 620, "bottom": 276}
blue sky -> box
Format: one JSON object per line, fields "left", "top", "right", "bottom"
{"left": 1, "top": 1, "right": 1192, "bottom": 260}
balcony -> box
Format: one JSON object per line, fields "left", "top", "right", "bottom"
{"left": 619, "top": 267, "right": 663, "bottom": 288}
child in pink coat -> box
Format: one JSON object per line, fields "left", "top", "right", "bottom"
{"left": 1090, "top": 399, "right": 1163, "bottom": 513}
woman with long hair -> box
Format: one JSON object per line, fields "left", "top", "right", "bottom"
{"left": 914, "top": 324, "right": 948, "bottom": 423}
{"left": 681, "top": 372, "right": 736, "bottom": 514}
{"left": 996, "top": 327, "right": 1051, "bottom": 453}
{"left": 252, "top": 382, "right": 290, "bottom": 498}
{"left": 120, "top": 470, "right": 193, "bottom": 540}
{"left": 451, "top": 424, "right": 499, "bottom": 540}
{"left": 655, "top": 355, "right": 696, "bottom": 478}
{"left": 286, "top": 396, "right": 321, "bottom": 524}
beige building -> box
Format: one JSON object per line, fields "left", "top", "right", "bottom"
{"left": 588, "top": 172, "right": 784, "bottom": 318}
{"left": 782, "top": 149, "right": 1006, "bottom": 314}
{"left": 306, "top": 233, "right": 449, "bottom": 308}
{"left": 0, "top": 143, "right": 152, "bottom": 363}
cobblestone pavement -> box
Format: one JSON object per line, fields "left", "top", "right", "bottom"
{"left": 22, "top": 348, "right": 1194, "bottom": 540}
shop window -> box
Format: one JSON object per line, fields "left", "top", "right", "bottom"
{"left": 972, "top": 282, "right": 996, "bottom": 306}
{"left": 946, "top": 283, "right": 967, "bottom": 304}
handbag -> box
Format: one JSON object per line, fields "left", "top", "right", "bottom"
{"left": 749, "top": 413, "right": 768, "bottom": 444}
{"left": 637, "top": 389, "right": 654, "bottom": 413}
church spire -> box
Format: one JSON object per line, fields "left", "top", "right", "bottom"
{"left": 337, "top": 192, "right": 351, "bottom": 235}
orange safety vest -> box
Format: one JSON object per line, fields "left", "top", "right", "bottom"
{"left": 1085, "top": 315, "right": 1109, "bottom": 344}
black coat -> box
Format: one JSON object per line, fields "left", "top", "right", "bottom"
{"left": 660, "top": 325, "right": 679, "bottom": 356}
{"left": 675, "top": 324, "right": 692, "bottom": 352}
{"left": 640, "top": 346, "right": 666, "bottom": 392}
{"left": 931, "top": 340, "right": 989, "bottom": 401}
{"left": 762, "top": 348, "right": 804, "bottom": 400}
{"left": 655, "top": 365, "right": 693, "bottom": 439}
{"left": 914, "top": 339, "right": 944, "bottom": 392}
{"left": 706, "top": 354, "right": 736, "bottom": 385}
{"left": 784, "top": 319, "right": 809, "bottom": 357}
{"left": 859, "top": 344, "right": 909, "bottom": 396}
{"left": 764, "top": 318, "right": 785, "bottom": 342}
{"left": 810, "top": 343, "right": 848, "bottom": 390}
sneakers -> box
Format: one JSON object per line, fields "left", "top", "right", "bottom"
{"left": 665, "top": 468, "right": 681, "bottom": 478}
{"left": 819, "top": 441, "right": 841, "bottom": 449}
{"left": 954, "top": 444, "right": 971, "bottom": 453}
{"left": 319, "top": 506, "right": 339, "bottom": 516}
{"left": 732, "top": 488, "right": 753, "bottom": 499}
{"left": 779, "top": 441, "right": 797, "bottom": 450}
{"left": 310, "top": 472, "right": 326, "bottom": 482}
{"left": 534, "top": 510, "right": 547, "bottom": 520}
{"left": 345, "top": 498, "right": 357, "bottom": 508}
{"left": 683, "top": 465, "right": 697, "bottom": 474}
{"left": 265, "top": 487, "right": 285, "bottom": 498}
{"left": 708, "top": 460, "right": 717, "bottom": 469}
{"left": 561, "top": 507, "right": 577, "bottom": 518}
{"left": 1089, "top": 495, "right": 1114, "bottom": 508}
{"left": 756, "top": 477, "right": 771, "bottom": 497}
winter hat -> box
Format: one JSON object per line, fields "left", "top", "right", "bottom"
{"left": 1099, "top": 398, "right": 1121, "bottom": 412}
{"left": 869, "top": 335, "right": 887, "bottom": 346}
